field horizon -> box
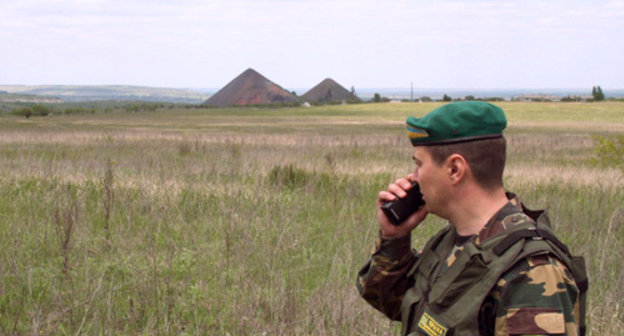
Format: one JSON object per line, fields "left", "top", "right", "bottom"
{"left": 3, "top": 84, "right": 624, "bottom": 103}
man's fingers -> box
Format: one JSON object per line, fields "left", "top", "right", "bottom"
{"left": 379, "top": 177, "right": 413, "bottom": 204}
{"left": 387, "top": 179, "right": 412, "bottom": 199}
{"left": 377, "top": 191, "right": 397, "bottom": 204}
{"left": 394, "top": 178, "right": 413, "bottom": 190}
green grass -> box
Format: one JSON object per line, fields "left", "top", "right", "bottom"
{"left": 0, "top": 102, "right": 622, "bottom": 335}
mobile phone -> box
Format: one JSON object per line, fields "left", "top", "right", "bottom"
{"left": 381, "top": 182, "right": 425, "bottom": 225}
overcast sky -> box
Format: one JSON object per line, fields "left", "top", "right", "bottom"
{"left": 1, "top": 0, "right": 623, "bottom": 90}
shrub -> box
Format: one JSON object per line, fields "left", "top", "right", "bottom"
{"left": 267, "top": 164, "right": 311, "bottom": 190}
{"left": 592, "top": 134, "right": 624, "bottom": 172}
{"left": 32, "top": 104, "right": 51, "bottom": 116}
{"left": 12, "top": 107, "right": 33, "bottom": 118}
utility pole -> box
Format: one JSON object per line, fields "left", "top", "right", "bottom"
{"left": 411, "top": 82, "right": 413, "bottom": 102}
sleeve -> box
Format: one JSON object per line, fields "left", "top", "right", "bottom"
{"left": 356, "top": 232, "right": 419, "bottom": 321}
{"left": 486, "top": 254, "right": 580, "bottom": 336}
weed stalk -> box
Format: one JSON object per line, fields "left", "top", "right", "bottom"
{"left": 102, "top": 158, "right": 114, "bottom": 249}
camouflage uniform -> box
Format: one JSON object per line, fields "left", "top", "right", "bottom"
{"left": 357, "top": 194, "right": 583, "bottom": 336}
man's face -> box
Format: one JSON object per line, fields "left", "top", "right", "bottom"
{"left": 412, "top": 146, "right": 451, "bottom": 217}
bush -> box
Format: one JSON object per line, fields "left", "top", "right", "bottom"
{"left": 592, "top": 134, "right": 624, "bottom": 172}
{"left": 267, "top": 164, "right": 312, "bottom": 190}
{"left": 561, "top": 96, "right": 581, "bottom": 102}
{"left": 11, "top": 105, "right": 56, "bottom": 117}
{"left": 12, "top": 107, "right": 33, "bottom": 118}
{"left": 63, "top": 107, "right": 95, "bottom": 115}
{"left": 32, "top": 104, "right": 51, "bottom": 116}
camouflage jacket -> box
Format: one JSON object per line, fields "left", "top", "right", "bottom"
{"left": 357, "top": 195, "right": 581, "bottom": 336}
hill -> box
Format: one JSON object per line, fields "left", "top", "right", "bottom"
{"left": 202, "top": 68, "right": 297, "bottom": 107}
{"left": 0, "top": 91, "right": 62, "bottom": 103}
{"left": 301, "top": 78, "right": 359, "bottom": 103}
{"left": 0, "top": 85, "right": 210, "bottom": 104}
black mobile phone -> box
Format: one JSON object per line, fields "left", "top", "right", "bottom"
{"left": 381, "top": 182, "right": 425, "bottom": 225}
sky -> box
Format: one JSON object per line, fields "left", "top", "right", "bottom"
{"left": 1, "top": 0, "right": 623, "bottom": 91}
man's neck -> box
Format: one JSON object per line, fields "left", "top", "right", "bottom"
{"left": 448, "top": 187, "right": 509, "bottom": 236}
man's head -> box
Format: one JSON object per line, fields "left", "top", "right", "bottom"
{"left": 426, "top": 137, "right": 506, "bottom": 190}
{"left": 406, "top": 101, "right": 507, "bottom": 192}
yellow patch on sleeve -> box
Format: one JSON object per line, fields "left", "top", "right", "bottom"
{"left": 417, "top": 312, "right": 448, "bottom": 336}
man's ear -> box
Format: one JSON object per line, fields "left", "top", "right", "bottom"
{"left": 446, "top": 154, "right": 468, "bottom": 185}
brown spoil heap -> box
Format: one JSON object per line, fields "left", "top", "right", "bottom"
{"left": 301, "top": 78, "right": 359, "bottom": 103}
{"left": 202, "top": 68, "right": 297, "bottom": 107}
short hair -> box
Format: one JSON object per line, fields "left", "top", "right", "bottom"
{"left": 426, "top": 137, "right": 507, "bottom": 190}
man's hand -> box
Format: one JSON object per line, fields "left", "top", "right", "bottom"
{"left": 377, "top": 175, "right": 428, "bottom": 238}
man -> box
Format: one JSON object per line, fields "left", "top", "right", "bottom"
{"left": 357, "top": 101, "right": 587, "bottom": 336}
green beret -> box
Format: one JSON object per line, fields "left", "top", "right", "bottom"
{"left": 406, "top": 101, "right": 507, "bottom": 146}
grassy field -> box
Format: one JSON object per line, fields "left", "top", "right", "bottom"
{"left": 0, "top": 102, "right": 622, "bottom": 335}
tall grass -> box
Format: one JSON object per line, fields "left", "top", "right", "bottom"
{"left": 0, "top": 102, "right": 622, "bottom": 335}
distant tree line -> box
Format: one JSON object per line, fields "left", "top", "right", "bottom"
{"left": 369, "top": 93, "right": 507, "bottom": 103}
{"left": 6, "top": 102, "right": 178, "bottom": 118}
{"left": 10, "top": 104, "right": 101, "bottom": 118}
{"left": 368, "top": 85, "right": 615, "bottom": 103}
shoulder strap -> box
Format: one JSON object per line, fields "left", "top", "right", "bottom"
{"left": 493, "top": 226, "right": 570, "bottom": 256}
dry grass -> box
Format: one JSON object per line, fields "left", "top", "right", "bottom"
{"left": 0, "top": 102, "right": 622, "bottom": 335}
